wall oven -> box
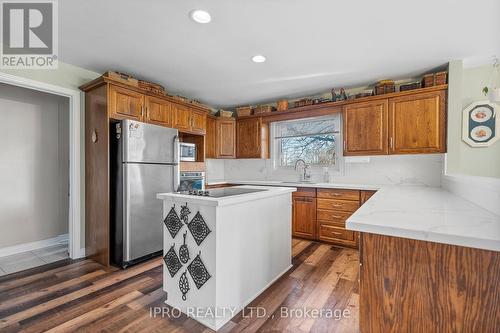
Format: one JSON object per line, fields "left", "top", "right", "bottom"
{"left": 180, "top": 142, "right": 196, "bottom": 161}
{"left": 179, "top": 172, "right": 205, "bottom": 192}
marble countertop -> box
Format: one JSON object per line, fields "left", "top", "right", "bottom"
{"left": 212, "top": 180, "right": 381, "bottom": 191}
{"left": 157, "top": 185, "right": 296, "bottom": 207}
{"left": 346, "top": 185, "right": 500, "bottom": 252}
{"left": 206, "top": 180, "right": 500, "bottom": 251}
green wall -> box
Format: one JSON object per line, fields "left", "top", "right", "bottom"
{"left": 1, "top": 62, "right": 100, "bottom": 251}
{"left": 447, "top": 60, "right": 500, "bottom": 178}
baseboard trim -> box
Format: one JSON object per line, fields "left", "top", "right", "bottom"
{"left": 78, "top": 248, "right": 86, "bottom": 259}
{"left": 0, "top": 234, "right": 69, "bottom": 258}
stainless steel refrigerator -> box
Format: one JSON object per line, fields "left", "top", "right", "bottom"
{"left": 111, "top": 119, "right": 179, "bottom": 268}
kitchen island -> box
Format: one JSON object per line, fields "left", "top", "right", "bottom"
{"left": 157, "top": 185, "right": 295, "bottom": 331}
{"left": 346, "top": 185, "right": 500, "bottom": 332}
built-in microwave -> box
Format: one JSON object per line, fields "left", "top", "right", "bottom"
{"left": 180, "top": 142, "right": 196, "bottom": 161}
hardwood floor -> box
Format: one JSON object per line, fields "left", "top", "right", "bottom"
{"left": 0, "top": 239, "right": 359, "bottom": 332}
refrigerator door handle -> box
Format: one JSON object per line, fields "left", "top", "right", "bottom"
{"left": 173, "top": 135, "right": 180, "bottom": 192}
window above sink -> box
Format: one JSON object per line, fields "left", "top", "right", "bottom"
{"left": 270, "top": 115, "right": 341, "bottom": 173}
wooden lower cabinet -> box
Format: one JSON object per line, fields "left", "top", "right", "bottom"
{"left": 292, "top": 188, "right": 317, "bottom": 239}
{"left": 359, "top": 233, "right": 500, "bottom": 332}
{"left": 292, "top": 188, "right": 377, "bottom": 248}
{"left": 292, "top": 196, "right": 317, "bottom": 239}
{"left": 316, "top": 189, "right": 360, "bottom": 247}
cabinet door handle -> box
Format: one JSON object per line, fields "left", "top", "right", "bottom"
{"left": 141, "top": 105, "right": 144, "bottom": 117}
{"left": 332, "top": 215, "right": 342, "bottom": 219}
{"left": 343, "top": 140, "right": 346, "bottom": 150}
{"left": 332, "top": 193, "right": 341, "bottom": 196}
{"left": 390, "top": 137, "right": 394, "bottom": 149}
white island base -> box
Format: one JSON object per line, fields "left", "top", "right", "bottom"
{"left": 157, "top": 186, "right": 295, "bottom": 330}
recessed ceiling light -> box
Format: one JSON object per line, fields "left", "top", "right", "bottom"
{"left": 252, "top": 55, "right": 266, "bottom": 63}
{"left": 190, "top": 10, "right": 211, "bottom": 24}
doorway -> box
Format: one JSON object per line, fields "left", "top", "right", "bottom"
{"left": 0, "top": 82, "right": 74, "bottom": 275}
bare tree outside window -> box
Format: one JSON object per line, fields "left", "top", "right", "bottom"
{"left": 274, "top": 116, "right": 339, "bottom": 167}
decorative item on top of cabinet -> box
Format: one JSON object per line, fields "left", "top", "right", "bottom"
{"left": 277, "top": 99, "right": 289, "bottom": 111}
{"left": 236, "top": 117, "right": 269, "bottom": 158}
{"left": 388, "top": 90, "right": 446, "bottom": 154}
{"left": 292, "top": 188, "right": 317, "bottom": 240}
{"left": 374, "top": 80, "right": 395, "bottom": 95}
{"left": 236, "top": 106, "right": 252, "bottom": 117}
{"left": 343, "top": 99, "right": 389, "bottom": 156}
{"left": 253, "top": 105, "right": 273, "bottom": 115}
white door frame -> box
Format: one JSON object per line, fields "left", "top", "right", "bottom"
{"left": 0, "top": 72, "right": 83, "bottom": 259}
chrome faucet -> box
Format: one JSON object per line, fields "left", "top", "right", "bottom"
{"left": 294, "top": 159, "right": 311, "bottom": 182}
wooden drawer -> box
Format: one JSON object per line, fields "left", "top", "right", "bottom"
{"left": 318, "top": 224, "right": 355, "bottom": 242}
{"left": 317, "top": 209, "right": 353, "bottom": 226}
{"left": 317, "top": 188, "right": 360, "bottom": 201}
{"left": 293, "top": 187, "right": 317, "bottom": 198}
{"left": 317, "top": 198, "right": 359, "bottom": 212}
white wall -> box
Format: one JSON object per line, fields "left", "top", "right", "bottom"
{"left": 207, "top": 154, "right": 443, "bottom": 187}
{"left": 0, "top": 83, "right": 70, "bottom": 248}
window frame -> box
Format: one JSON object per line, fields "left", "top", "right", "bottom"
{"left": 270, "top": 115, "right": 343, "bottom": 173}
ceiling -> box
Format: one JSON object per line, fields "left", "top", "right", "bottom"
{"left": 60, "top": 0, "right": 500, "bottom": 108}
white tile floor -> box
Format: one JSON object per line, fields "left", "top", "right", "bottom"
{"left": 0, "top": 244, "right": 69, "bottom": 276}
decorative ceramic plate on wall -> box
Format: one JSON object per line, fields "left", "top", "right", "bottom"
{"left": 470, "top": 106, "right": 493, "bottom": 122}
{"left": 470, "top": 125, "right": 492, "bottom": 141}
{"left": 462, "top": 101, "right": 498, "bottom": 147}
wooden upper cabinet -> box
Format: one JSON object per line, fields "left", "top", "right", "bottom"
{"left": 145, "top": 96, "right": 172, "bottom": 127}
{"left": 216, "top": 118, "right": 236, "bottom": 158}
{"left": 172, "top": 103, "right": 191, "bottom": 131}
{"left": 108, "top": 85, "right": 144, "bottom": 121}
{"left": 205, "top": 116, "right": 217, "bottom": 159}
{"left": 389, "top": 90, "right": 446, "bottom": 154}
{"left": 236, "top": 117, "right": 269, "bottom": 158}
{"left": 191, "top": 109, "right": 207, "bottom": 135}
{"left": 292, "top": 195, "right": 317, "bottom": 240}
{"left": 343, "top": 100, "right": 388, "bottom": 156}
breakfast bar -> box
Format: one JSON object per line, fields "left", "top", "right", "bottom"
{"left": 346, "top": 186, "right": 500, "bottom": 332}
{"left": 157, "top": 186, "right": 295, "bottom": 330}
